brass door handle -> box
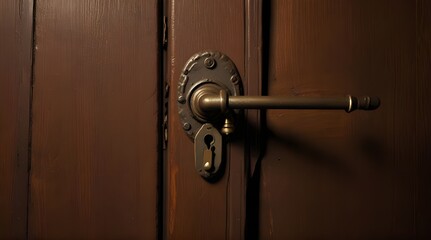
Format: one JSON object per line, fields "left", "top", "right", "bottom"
{"left": 193, "top": 87, "right": 379, "bottom": 117}
{"left": 177, "top": 51, "right": 380, "bottom": 180}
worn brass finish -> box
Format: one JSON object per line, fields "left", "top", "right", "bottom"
{"left": 179, "top": 51, "right": 380, "bottom": 181}
{"left": 195, "top": 89, "right": 380, "bottom": 115}
{"left": 194, "top": 124, "right": 222, "bottom": 179}
{"left": 190, "top": 84, "right": 226, "bottom": 122}
{"left": 178, "top": 51, "right": 242, "bottom": 180}
{"left": 177, "top": 51, "right": 241, "bottom": 139}
{"left": 221, "top": 117, "right": 235, "bottom": 135}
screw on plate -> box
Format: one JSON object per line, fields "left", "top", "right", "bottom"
{"left": 204, "top": 57, "right": 216, "bottom": 69}
{"left": 177, "top": 95, "right": 186, "bottom": 103}
{"left": 183, "top": 122, "right": 191, "bottom": 131}
{"left": 230, "top": 74, "right": 239, "bottom": 84}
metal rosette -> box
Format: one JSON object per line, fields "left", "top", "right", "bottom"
{"left": 177, "top": 51, "right": 242, "bottom": 139}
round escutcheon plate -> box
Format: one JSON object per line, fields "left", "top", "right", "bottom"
{"left": 177, "top": 51, "right": 242, "bottom": 139}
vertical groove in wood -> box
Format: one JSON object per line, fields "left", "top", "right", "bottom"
{"left": 0, "top": 0, "right": 33, "bottom": 238}
{"left": 245, "top": 0, "right": 263, "bottom": 175}
{"left": 244, "top": 0, "right": 263, "bottom": 239}
{"left": 28, "top": 0, "right": 160, "bottom": 238}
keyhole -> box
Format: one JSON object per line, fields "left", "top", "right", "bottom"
{"left": 204, "top": 134, "right": 214, "bottom": 149}
{"left": 203, "top": 134, "right": 215, "bottom": 171}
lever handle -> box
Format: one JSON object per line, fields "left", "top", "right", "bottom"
{"left": 230, "top": 95, "right": 380, "bottom": 111}
{"left": 191, "top": 87, "right": 380, "bottom": 121}
{"left": 178, "top": 50, "right": 381, "bottom": 180}
{"left": 199, "top": 89, "right": 380, "bottom": 113}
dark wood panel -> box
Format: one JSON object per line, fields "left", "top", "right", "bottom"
{"left": 29, "top": 0, "right": 160, "bottom": 238}
{"left": 166, "top": 0, "right": 245, "bottom": 239}
{"left": 416, "top": 0, "right": 431, "bottom": 237}
{"left": 0, "top": 0, "right": 33, "bottom": 238}
{"left": 258, "top": 0, "right": 431, "bottom": 238}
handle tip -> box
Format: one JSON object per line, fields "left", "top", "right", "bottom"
{"left": 358, "top": 96, "right": 380, "bottom": 110}
{"left": 369, "top": 97, "right": 380, "bottom": 110}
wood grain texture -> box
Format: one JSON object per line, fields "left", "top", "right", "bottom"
{"left": 28, "top": 0, "right": 160, "bottom": 238}
{"left": 258, "top": 0, "right": 431, "bottom": 239}
{"left": 416, "top": 0, "right": 431, "bottom": 237}
{"left": 0, "top": 0, "right": 33, "bottom": 238}
{"left": 166, "top": 0, "right": 245, "bottom": 239}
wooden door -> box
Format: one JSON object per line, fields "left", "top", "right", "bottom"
{"left": 0, "top": 1, "right": 33, "bottom": 238}
{"left": 2, "top": 0, "right": 431, "bottom": 239}
{"left": 28, "top": 1, "right": 161, "bottom": 238}
{"left": 254, "top": 1, "right": 431, "bottom": 238}
{"left": 165, "top": 0, "right": 248, "bottom": 239}
{"left": 166, "top": 0, "right": 431, "bottom": 239}
{"left": 1, "top": 0, "right": 162, "bottom": 239}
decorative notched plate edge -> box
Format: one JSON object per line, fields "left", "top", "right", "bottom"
{"left": 177, "top": 50, "right": 242, "bottom": 139}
